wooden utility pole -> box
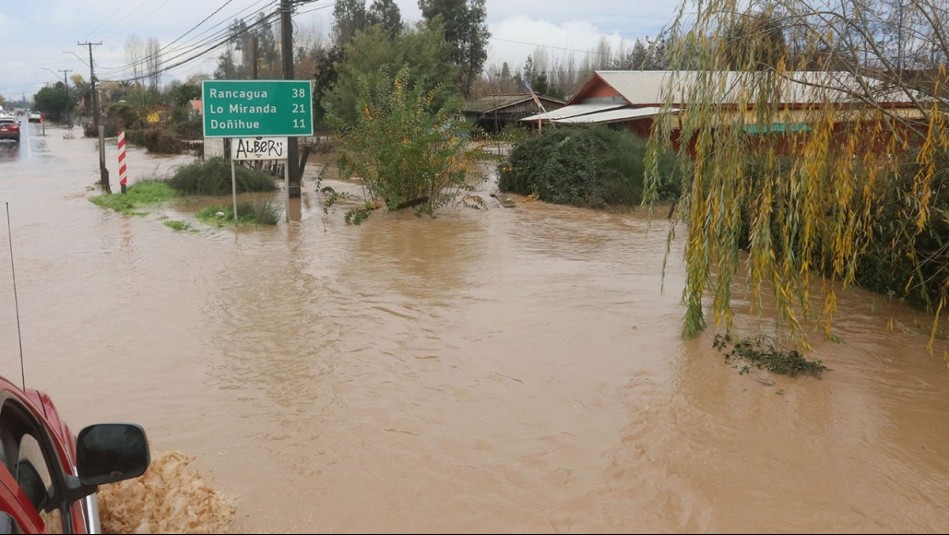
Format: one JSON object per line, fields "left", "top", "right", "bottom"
{"left": 58, "top": 69, "right": 71, "bottom": 87}
{"left": 252, "top": 36, "right": 259, "bottom": 80}
{"left": 280, "top": 0, "right": 300, "bottom": 198}
{"left": 78, "top": 41, "right": 110, "bottom": 194}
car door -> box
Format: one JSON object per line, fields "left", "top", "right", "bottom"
{"left": 0, "top": 396, "right": 75, "bottom": 534}
{"left": 0, "top": 468, "right": 33, "bottom": 534}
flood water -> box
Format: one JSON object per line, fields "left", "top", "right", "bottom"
{"left": 2, "top": 122, "right": 949, "bottom": 533}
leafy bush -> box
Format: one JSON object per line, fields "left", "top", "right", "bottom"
{"left": 173, "top": 118, "right": 203, "bottom": 140}
{"left": 734, "top": 143, "right": 949, "bottom": 321}
{"left": 83, "top": 118, "right": 122, "bottom": 139}
{"left": 498, "top": 127, "right": 680, "bottom": 208}
{"left": 853, "top": 145, "right": 949, "bottom": 312}
{"left": 144, "top": 127, "right": 182, "bottom": 154}
{"left": 167, "top": 157, "right": 278, "bottom": 195}
{"left": 124, "top": 129, "right": 147, "bottom": 147}
{"left": 333, "top": 66, "right": 482, "bottom": 216}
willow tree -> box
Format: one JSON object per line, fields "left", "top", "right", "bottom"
{"left": 644, "top": 0, "right": 949, "bottom": 351}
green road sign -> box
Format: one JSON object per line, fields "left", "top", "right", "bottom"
{"left": 202, "top": 80, "right": 313, "bottom": 138}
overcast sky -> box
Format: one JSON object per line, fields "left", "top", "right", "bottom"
{"left": 0, "top": 0, "right": 686, "bottom": 102}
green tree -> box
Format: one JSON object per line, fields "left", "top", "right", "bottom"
{"left": 334, "top": 66, "right": 480, "bottom": 216}
{"left": 125, "top": 86, "right": 159, "bottom": 128}
{"left": 333, "top": 0, "right": 370, "bottom": 46}
{"left": 418, "top": 0, "right": 490, "bottom": 97}
{"left": 723, "top": 8, "right": 789, "bottom": 70}
{"left": 214, "top": 43, "right": 239, "bottom": 79}
{"left": 69, "top": 74, "right": 92, "bottom": 121}
{"left": 643, "top": 0, "right": 949, "bottom": 352}
{"left": 311, "top": 45, "right": 344, "bottom": 128}
{"left": 215, "top": 14, "right": 280, "bottom": 80}
{"left": 368, "top": 0, "right": 403, "bottom": 37}
{"left": 522, "top": 55, "right": 549, "bottom": 95}
{"left": 33, "top": 83, "right": 76, "bottom": 122}
{"left": 166, "top": 81, "right": 201, "bottom": 108}
{"left": 323, "top": 22, "right": 458, "bottom": 127}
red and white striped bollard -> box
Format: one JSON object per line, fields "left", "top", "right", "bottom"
{"left": 117, "top": 130, "right": 128, "bottom": 193}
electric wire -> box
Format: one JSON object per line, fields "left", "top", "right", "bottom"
{"left": 82, "top": 0, "right": 135, "bottom": 40}
{"left": 97, "top": 1, "right": 276, "bottom": 83}
{"left": 4, "top": 203, "right": 25, "bottom": 391}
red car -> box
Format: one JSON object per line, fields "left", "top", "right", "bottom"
{"left": 0, "top": 373, "right": 150, "bottom": 533}
{"left": 0, "top": 117, "right": 19, "bottom": 144}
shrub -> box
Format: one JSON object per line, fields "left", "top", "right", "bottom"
{"left": 334, "top": 66, "right": 482, "bottom": 216}
{"left": 144, "top": 127, "right": 182, "bottom": 154}
{"left": 166, "top": 157, "right": 277, "bottom": 195}
{"left": 174, "top": 118, "right": 203, "bottom": 140}
{"left": 124, "top": 129, "right": 147, "bottom": 147}
{"left": 853, "top": 146, "right": 949, "bottom": 312}
{"left": 83, "top": 118, "right": 122, "bottom": 139}
{"left": 498, "top": 126, "right": 680, "bottom": 208}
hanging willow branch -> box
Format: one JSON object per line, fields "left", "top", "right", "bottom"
{"left": 644, "top": 0, "right": 949, "bottom": 352}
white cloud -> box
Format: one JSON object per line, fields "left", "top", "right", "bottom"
{"left": 487, "top": 16, "right": 637, "bottom": 70}
{"left": 0, "top": 0, "right": 680, "bottom": 99}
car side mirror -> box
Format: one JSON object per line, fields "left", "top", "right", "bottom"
{"left": 75, "top": 423, "right": 150, "bottom": 487}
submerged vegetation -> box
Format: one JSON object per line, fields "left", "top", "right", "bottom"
{"left": 330, "top": 67, "right": 485, "bottom": 223}
{"left": 713, "top": 334, "right": 828, "bottom": 378}
{"left": 196, "top": 201, "right": 281, "bottom": 227}
{"left": 90, "top": 179, "right": 178, "bottom": 215}
{"left": 498, "top": 127, "right": 681, "bottom": 208}
{"left": 91, "top": 159, "right": 281, "bottom": 227}
{"left": 166, "top": 157, "right": 277, "bottom": 196}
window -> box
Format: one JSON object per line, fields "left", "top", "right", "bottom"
{"left": 0, "top": 400, "right": 68, "bottom": 534}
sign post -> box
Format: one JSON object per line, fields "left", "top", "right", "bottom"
{"left": 201, "top": 80, "right": 313, "bottom": 222}
{"left": 229, "top": 137, "right": 290, "bottom": 222}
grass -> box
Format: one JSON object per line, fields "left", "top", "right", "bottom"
{"left": 91, "top": 162, "right": 281, "bottom": 228}
{"left": 196, "top": 200, "right": 281, "bottom": 227}
{"left": 90, "top": 179, "right": 178, "bottom": 215}
{"left": 163, "top": 220, "right": 193, "bottom": 232}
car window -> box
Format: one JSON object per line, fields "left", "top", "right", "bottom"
{"left": 17, "top": 435, "right": 52, "bottom": 512}
{"left": 0, "top": 511, "right": 24, "bottom": 535}
{"left": 0, "top": 401, "right": 66, "bottom": 534}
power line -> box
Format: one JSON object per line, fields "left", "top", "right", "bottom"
{"left": 109, "top": 9, "right": 280, "bottom": 84}
{"left": 101, "top": 0, "right": 176, "bottom": 43}
{"left": 97, "top": 1, "right": 275, "bottom": 82}
{"left": 81, "top": 0, "right": 143, "bottom": 41}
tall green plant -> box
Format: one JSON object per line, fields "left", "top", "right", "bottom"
{"left": 335, "top": 67, "right": 481, "bottom": 216}
{"left": 322, "top": 22, "right": 458, "bottom": 127}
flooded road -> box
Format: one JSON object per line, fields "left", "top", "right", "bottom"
{"left": 2, "top": 123, "right": 949, "bottom": 533}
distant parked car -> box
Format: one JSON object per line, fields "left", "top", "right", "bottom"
{"left": 0, "top": 116, "right": 20, "bottom": 143}
{"left": 0, "top": 372, "right": 150, "bottom": 533}
{"left": 27, "top": 111, "right": 41, "bottom": 123}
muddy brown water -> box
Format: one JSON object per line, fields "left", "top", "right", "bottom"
{"left": 1, "top": 123, "right": 949, "bottom": 533}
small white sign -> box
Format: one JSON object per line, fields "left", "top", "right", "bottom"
{"left": 230, "top": 136, "right": 288, "bottom": 161}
